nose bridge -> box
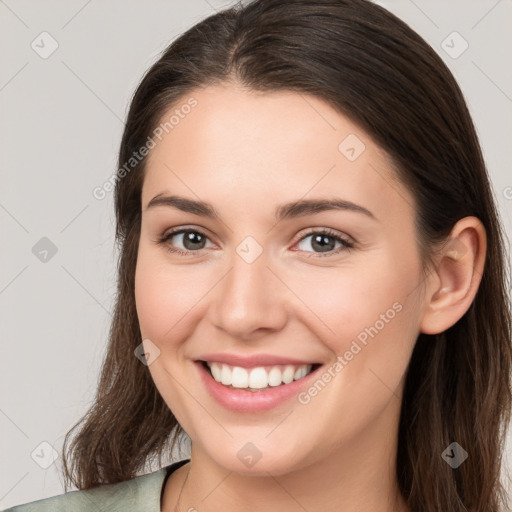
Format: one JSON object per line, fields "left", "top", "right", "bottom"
{"left": 212, "top": 242, "right": 286, "bottom": 338}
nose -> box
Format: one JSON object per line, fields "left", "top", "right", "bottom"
{"left": 210, "top": 249, "right": 288, "bottom": 340}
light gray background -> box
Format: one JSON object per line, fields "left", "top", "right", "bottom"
{"left": 1, "top": 0, "right": 511, "bottom": 509}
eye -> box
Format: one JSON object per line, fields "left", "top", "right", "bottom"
{"left": 156, "top": 227, "right": 354, "bottom": 258}
{"left": 293, "top": 228, "right": 354, "bottom": 257}
{"left": 156, "top": 228, "right": 214, "bottom": 255}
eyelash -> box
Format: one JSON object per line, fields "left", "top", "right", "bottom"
{"left": 156, "top": 227, "right": 354, "bottom": 258}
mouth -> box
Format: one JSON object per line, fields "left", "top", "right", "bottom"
{"left": 198, "top": 360, "right": 322, "bottom": 392}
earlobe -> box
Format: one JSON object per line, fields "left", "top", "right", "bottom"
{"left": 420, "top": 217, "right": 486, "bottom": 335}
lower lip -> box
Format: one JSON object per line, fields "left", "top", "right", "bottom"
{"left": 195, "top": 361, "right": 322, "bottom": 413}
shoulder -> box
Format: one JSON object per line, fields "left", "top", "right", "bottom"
{"left": 1, "top": 460, "right": 189, "bottom": 512}
{"left": 1, "top": 470, "right": 166, "bottom": 512}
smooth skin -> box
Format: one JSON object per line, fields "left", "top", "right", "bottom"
{"left": 134, "top": 83, "right": 486, "bottom": 512}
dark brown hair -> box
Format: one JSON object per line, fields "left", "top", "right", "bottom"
{"left": 61, "top": 1, "right": 512, "bottom": 510}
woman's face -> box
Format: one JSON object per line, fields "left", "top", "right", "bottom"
{"left": 135, "top": 83, "right": 427, "bottom": 475}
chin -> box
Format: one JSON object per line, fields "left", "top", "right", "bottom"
{"left": 205, "top": 445, "right": 312, "bottom": 477}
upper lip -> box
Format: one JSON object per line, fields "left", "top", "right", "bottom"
{"left": 197, "top": 353, "right": 320, "bottom": 368}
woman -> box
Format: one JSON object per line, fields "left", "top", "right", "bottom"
{"left": 4, "top": 0, "right": 511, "bottom": 511}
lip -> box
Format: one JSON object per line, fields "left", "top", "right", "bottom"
{"left": 197, "top": 352, "right": 319, "bottom": 368}
{"left": 195, "top": 360, "right": 323, "bottom": 413}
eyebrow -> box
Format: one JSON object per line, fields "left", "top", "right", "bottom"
{"left": 145, "top": 194, "right": 377, "bottom": 222}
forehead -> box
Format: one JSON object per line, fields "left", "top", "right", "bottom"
{"left": 141, "top": 84, "right": 415, "bottom": 221}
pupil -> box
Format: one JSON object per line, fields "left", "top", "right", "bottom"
{"left": 312, "top": 234, "right": 334, "bottom": 253}
{"left": 184, "top": 231, "right": 205, "bottom": 250}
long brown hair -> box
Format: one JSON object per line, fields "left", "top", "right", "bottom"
{"left": 62, "top": 1, "right": 512, "bottom": 509}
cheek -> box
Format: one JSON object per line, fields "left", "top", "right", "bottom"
{"left": 290, "top": 255, "right": 421, "bottom": 387}
{"left": 294, "top": 270, "right": 419, "bottom": 422}
{"left": 134, "top": 263, "right": 167, "bottom": 340}
{"left": 134, "top": 245, "right": 215, "bottom": 347}
{"left": 135, "top": 249, "right": 185, "bottom": 342}
{"left": 333, "top": 262, "right": 419, "bottom": 388}
{"left": 295, "top": 262, "right": 412, "bottom": 338}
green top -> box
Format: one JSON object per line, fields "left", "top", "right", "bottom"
{"left": 1, "top": 459, "right": 190, "bottom": 512}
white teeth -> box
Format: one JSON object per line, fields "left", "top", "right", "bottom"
{"left": 210, "top": 363, "right": 222, "bottom": 382}
{"left": 206, "top": 362, "right": 314, "bottom": 390}
{"left": 282, "top": 365, "right": 295, "bottom": 384}
{"left": 268, "top": 367, "right": 282, "bottom": 387}
{"left": 231, "top": 367, "right": 248, "bottom": 388}
{"left": 221, "top": 364, "right": 231, "bottom": 386}
{"left": 294, "top": 366, "right": 305, "bottom": 380}
{"left": 248, "top": 367, "right": 268, "bottom": 389}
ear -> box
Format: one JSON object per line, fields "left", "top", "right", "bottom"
{"left": 420, "top": 216, "right": 487, "bottom": 335}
